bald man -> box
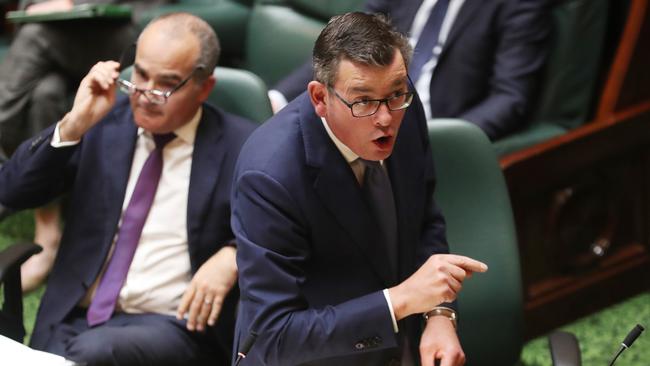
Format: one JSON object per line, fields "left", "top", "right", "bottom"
{"left": 0, "top": 13, "right": 255, "bottom": 365}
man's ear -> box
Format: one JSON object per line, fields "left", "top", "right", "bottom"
{"left": 308, "top": 81, "right": 328, "bottom": 118}
{"left": 198, "top": 74, "right": 216, "bottom": 102}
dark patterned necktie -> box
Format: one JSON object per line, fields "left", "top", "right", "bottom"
{"left": 409, "top": 0, "right": 451, "bottom": 82}
{"left": 361, "top": 159, "right": 398, "bottom": 279}
{"left": 87, "top": 133, "right": 176, "bottom": 326}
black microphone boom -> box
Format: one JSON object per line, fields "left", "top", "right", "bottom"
{"left": 234, "top": 331, "right": 258, "bottom": 366}
{"left": 608, "top": 324, "right": 645, "bottom": 366}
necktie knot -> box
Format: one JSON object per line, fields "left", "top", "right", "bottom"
{"left": 359, "top": 159, "right": 384, "bottom": 186}
{"left": 153, "top": 133, "right": 176, "bottom": 149}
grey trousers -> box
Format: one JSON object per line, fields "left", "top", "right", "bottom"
{"left": 0, "top": 20, "right": 137, "bottom": 159}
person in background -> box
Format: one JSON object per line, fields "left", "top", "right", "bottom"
{"left": 232, "top": 12, "right": 486, "bottom": 366}
{"left": 0, "top": 0, "right": 170, "bottom": 292}
{"left": 0, "top": 12, "right": 255, "bottom": 365}
{"left": 269, "top": 0, "right": 551, "bottom": 141}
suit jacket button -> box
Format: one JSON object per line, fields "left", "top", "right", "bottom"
{"left": 354, "top": 342, "right": 365, "bottom": 350}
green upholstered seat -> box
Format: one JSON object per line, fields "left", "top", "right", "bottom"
{"left": 245, "top": 0, "right": 365, "bottom": 86}
{"left": 429, "top": 119, "right": 523, "bottom": 365}
{"left": 210, "top": 66, "right": 272, "bottom": 123}
{"left": 136, "top": 0, "right": 252, "bottom": 66}
{"left": 493, "top": 0, "right": 609, "bottom": 156}
{"left": 119, "top": 66, "right": 272, "bottom": 124}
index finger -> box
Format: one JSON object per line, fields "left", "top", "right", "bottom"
{"left": 446, "top": 254, "right": 488, "bottom": 273}
{"left": 177, "top": 286, "right": 195, "bottom": 319}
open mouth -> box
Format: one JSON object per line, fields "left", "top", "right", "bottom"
{"left": 373, "top": 135, "right": 392, "bottom": 149}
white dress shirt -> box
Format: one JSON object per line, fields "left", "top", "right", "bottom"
{"left": 53, "top": 108, "right": 202, "bottom": 316}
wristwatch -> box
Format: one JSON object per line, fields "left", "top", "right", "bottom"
{"left": 423, "top": 307, "right": 457, "bottom": 329}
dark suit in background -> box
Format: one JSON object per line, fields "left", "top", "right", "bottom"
{"left": 274, "top": 0, "right": 551, "bottom": 140}
{"left": 0, "top": 0, "right": 168, "bottom": 160}
{"left": 0, "top": 98, "right": 256, "bottom": 364}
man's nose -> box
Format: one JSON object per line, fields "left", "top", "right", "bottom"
{"left": 373, "top": 102, "right": 393, "bottom": 127}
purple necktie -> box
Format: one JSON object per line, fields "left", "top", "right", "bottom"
{"left": 87, "top": 133, "right": 176, "bottom": 326}
{"left": 409, "top": 0, "right": 450, "bottom": 82}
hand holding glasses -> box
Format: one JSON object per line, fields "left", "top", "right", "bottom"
{"left": 116, "top": 66, "right": 204, "bottom": 105}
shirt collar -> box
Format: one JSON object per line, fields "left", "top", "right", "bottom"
{"left": 320, "top": 117, "right": 384, "bottom": 166}
{"left": 321, "top": 117, "right": 358, "bottom": 164}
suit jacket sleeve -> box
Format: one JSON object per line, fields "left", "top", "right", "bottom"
{"left": 363, "top": 0, "right": 391, "bottom": 13}
{"left": 233, "top": 170, "right": 398, "bottom": 366}
{"left": 0, "top": 125, "right": 77, "bottom": 209}
{"left": 459, "top": 1, "right": 551, "bottom": 140}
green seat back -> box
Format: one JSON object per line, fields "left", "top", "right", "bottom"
{"left": 210, "top": 66, "right": 272, "bottom": 123}
{"left": 118, "top": 66, "right": 272, "bottom": 123}
{"left": 493, "top": 0, "right": 609, "bottom": 156}
{"left": 429, "top": 119, "right": 523, "bottom": 365}
{"left": 136, "top": 0, "right": 252, "bottom": 65}
{"left": 245, "top": 4, "right": 324, "bottom": 86}
{"left": 288, "top": 0, "right": 364, "bottom": 19}
{"left": 245, "top": 0, "right": 365, "bottom": 86}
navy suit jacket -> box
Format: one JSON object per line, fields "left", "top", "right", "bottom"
{"left": 0, "top": 97, "right": 256, "bottom": 362}
{"left": 231, "top": 92, "right": 448, "bottom": 365}
{"left": 274, "top": 0, "right": 551, "bottom": 140}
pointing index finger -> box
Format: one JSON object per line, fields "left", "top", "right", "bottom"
{"left": 447, "top": 254, "right": 488, "bottom": 273}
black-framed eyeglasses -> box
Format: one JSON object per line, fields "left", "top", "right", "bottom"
{"left": 117, "top": 65, "right": 205, "bottom": 105}
{"left": 329, "top": 87, "right": 414, "bottom": 117}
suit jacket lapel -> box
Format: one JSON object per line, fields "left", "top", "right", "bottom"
{"left": 299, "top": 95, "right": 397, "bottom": 286}
{"left": 187, "top": 106, "right": 225, "bottom": 269}
{"left": 102, "top": 113, "right": 138, "bottom": 255}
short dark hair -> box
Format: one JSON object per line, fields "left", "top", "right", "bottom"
{"left": 312, "top": 12, "right": 412, "bottom": 86}
{"left": 143, "top": 12, "right": 220, "bottom": 81}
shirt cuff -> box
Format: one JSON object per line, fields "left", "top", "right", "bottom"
{"left": 51, "top": 121, "right": 80, "bottom": 148}
{"left": 382, "top": 289, "right": 399, "bottom": 333}
{"left": 267, "top": 89, "right": 289, "bottom": 112}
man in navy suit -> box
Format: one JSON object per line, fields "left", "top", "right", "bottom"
{"left": 232, "top": 12, "right": 487, "bottom": 366}
{"left": 0, "top": 13, "right": 255, "bottom": 365}
{"left": 270, "top": 0, "right": 550, "bottom": 141}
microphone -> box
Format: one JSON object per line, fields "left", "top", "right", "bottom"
{"left": 234, "top": 331, "right": 258, "bottom": 366}
{"left": 608, "top": 324, "right": 644, "bottom": 366}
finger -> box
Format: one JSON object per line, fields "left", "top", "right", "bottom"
{"left": 97, "top": 67, "right": 118, "bottom": 88}
{"left": 187, "top": 291, "right": 205, "bottom": 331}
{"left": 177, "top": 286, "right": 195, "bottom": 319}
{"left": 446, "top": 255, "right": 488, "bottom": 273}
{"left": 196, "top": 295, "right": 213, "bottom": 331}
{"left": 439, "top": 354, "right": 454, "bottom": 366}
{"left": 420, "top": 349, "right": 436, "bottom": 366}
{"left": 92, "top": 62, "right": 119, "bottom": 84}
{"left": 447, "top": 273, "right": 462, "bottom": 295}
{"left": 208, "top": 298, "right": 223, "bottom": 326}
{"left": 446, "top": 265, "right": 467, "bottom": 283}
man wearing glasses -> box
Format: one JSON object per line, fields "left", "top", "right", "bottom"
{"left": 232, "top": 12, "right": 486, "bottom": 366}
{"left": 0, "top": 13, "right": 255, "bottom": 365}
